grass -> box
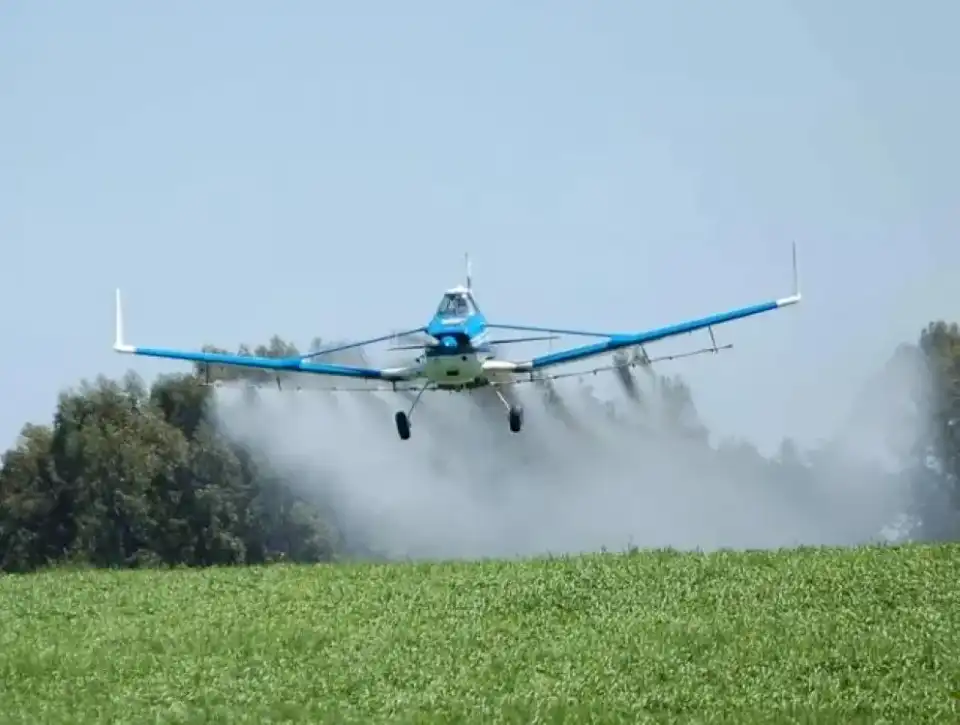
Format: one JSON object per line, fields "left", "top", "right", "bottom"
{"left": 0, "top": 544, "right": 958, "bottom": 724}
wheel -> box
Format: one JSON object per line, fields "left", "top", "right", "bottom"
{"left": 395, "top": 411, "right": 411, "bottom": 440}
{"left": 508, "top": 405, "right": 523, "bottom": 433}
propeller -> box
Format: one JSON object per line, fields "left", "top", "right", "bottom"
{"left": 388, "top": 329, "right": 440, "bottom": 352}
{"left": 387, "top": 334, "right": 558, "bottom": 352}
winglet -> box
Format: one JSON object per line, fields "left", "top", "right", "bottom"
{"left": 113, "top": 289, "right": 135, "bottom": 353}
{"left": 776, "top": 242, "right": 801, "bottom": 308}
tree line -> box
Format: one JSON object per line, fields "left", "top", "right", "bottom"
{"left": 1, "top": 322, "right": 958, "bottom": 573}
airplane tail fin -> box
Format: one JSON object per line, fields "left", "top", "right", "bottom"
{"left": 464, "top": 252, "right": 472, "bottom": 290}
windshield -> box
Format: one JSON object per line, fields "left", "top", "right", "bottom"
{"left": 436, "top": 293, "right": 472, "bottom": 318}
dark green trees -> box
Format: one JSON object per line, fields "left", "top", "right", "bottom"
{"left": 0, "top": 356, "right": 336, "bottom": 573}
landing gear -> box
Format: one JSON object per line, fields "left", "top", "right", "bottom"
{"left": 394, "top": 381, "right": 525, "bottom": 440}
{"left": 494, "top": 386, "right": 524, "bottom": 434}
{"left": 395, "top": 381, "right": 430, "bottom": 441}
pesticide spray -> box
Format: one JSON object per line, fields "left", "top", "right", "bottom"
{"left": 208, "top": 338, "right": 924, "bottom": 561}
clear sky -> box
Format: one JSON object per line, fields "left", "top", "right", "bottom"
{"left": 2, "top": 1, "right": 957, "bottom": 454}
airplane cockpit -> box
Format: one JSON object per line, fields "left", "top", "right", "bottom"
{"left": 435, "top": 290, "right": 476, "bottom": 319}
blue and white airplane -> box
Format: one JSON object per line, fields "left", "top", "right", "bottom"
{"left": 113, "top": 247, "right": 800, "bottom": 441}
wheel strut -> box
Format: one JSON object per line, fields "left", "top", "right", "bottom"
{"left": 395, "top": 380, "right": 430, "bottom": 441}
{"left": 494, "top": 386, "right": 524, "bottom": 434}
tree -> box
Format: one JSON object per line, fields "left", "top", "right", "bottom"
{"left": 0, "top": 362, "right": 336, "bottom": 573}
{"left": 193, "top": 336, "right": 301, "bottom": 385}
{"left": 910, "top": 321, "right": 960, "bottom": 537}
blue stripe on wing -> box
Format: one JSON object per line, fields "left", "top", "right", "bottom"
{"left": 132, "top": 346, "right": 389, "bottom": 379}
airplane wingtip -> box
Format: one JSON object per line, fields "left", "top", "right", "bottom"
{"left": 790, "top": 241, "right": 800, "bottom": 299}
{"left": 113, "top": 287, "right": 133, "bottom": 352}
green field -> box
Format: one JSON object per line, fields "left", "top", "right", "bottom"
{"left": 1, "top": 545, "right": 958, "bottom": 724}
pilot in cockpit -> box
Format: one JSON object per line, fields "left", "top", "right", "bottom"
{"left": 439, "top": 293, "right": 469, "bottom": 317}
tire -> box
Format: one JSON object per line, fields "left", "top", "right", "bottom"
{"left": 395, "top": 411, "right": 411, "bottom": 440}
{"left": 508, "top": 405, "right": 523, "bottom": 433}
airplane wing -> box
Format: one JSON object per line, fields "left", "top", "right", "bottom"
{"left": 110, "top": 290, "right": 423, "bottom": 382}
{"left": 490, "top": 243, "right": 801, "bottom": 374}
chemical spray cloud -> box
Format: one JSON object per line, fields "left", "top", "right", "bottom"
{"left": 208, "top": 343, "right": 923, "bottom": 561}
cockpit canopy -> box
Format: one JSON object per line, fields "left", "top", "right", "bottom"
{"left": 435, "top": 290, "right": 476, "bottom": 319}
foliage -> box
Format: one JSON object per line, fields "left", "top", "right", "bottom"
{"left": 910, "top": 322, "right": 960, "bottom": 536}
{"left": 0, "top": 545, "right": 957, "bottom": 723}
{"left": 2, "top": 318, "right": 960, "bottom": 574}
{"left": 0, "top": 368, "right": 336, "bottom": 573}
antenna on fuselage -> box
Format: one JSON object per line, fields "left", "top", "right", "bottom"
{"left": 464, "top": 252, "right": 472, "bottom": 291}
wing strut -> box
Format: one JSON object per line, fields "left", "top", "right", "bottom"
{"left": 512, "top": 242, "right": 801, "bottom": 372}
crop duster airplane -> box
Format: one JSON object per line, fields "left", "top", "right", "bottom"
{"left": 113, "top": 247, "right": 800, "bottom": 441}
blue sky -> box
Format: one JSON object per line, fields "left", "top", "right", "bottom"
{"left": 2, "top": 1, "right": 957, "bottom": 453}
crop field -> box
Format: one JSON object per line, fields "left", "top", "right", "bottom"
{"left": 1, "top": 544, "right": 958, "bottom": 724}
